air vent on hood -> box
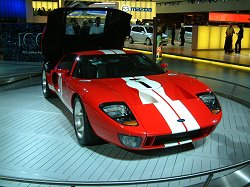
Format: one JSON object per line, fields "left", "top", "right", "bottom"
{"left": 139, "top": 91, "right": 158, "bottom": 104}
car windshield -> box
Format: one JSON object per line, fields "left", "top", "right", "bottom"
{"left": 73, "top": 53, "right": 165, "bottom": 79}
{"left": 145, "top": 26, "right": 153, "bottom": 33}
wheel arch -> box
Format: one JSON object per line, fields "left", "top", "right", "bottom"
{"left": 43, "top": 61, "right": 55, "bottom": 73}
{"left": 71, "top": 93, "right": 80, "bottom": 109}
{"left": 71, "top": 92, "right": 103, "bottom": 145}
{"left": 128, "top": 36, "right": 134, "bottom": 44}
{"left": 71, "top": 93, "right": 89, "bottom": 112}
{"left": 145, "top": 37, "right": 151, "bottom": 44}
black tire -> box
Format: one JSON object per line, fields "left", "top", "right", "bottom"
{"left": 128, "top": 36, "right": 134, "bottom": 44}
{"left": 73, "top": 96, "right": 101, "bottom": 146}
{"left": 145, "top": 38, "right": 152, "bottom": 46}
{"left": 42, "top": 67, "right": 55, "bottom": 98}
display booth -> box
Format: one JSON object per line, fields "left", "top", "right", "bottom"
{"left": 192, "top": 25, "right": 250, "bottom": 50}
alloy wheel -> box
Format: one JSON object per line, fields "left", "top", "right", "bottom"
{"left": 74, "top": 100, "right": 85, "bottom": 139}
{"left": 42, "top": 70, "right": 47, "bottom": 94}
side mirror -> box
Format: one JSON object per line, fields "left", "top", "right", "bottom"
{"left": 160, "top": 63, "right": 168, "bottom": 69}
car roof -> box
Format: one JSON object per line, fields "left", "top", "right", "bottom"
{"left": 132, "top": 24, "right": 152, "bottom": 27}
{"left": 74, "top": 49, "right": 139, "bottom": 56}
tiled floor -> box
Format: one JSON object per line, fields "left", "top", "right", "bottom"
{"left": 0, "top": 82, "right": 249, "bottom": 186}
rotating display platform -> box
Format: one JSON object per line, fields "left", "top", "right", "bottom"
{"left": 0, "top": 85, "right": 249, "bottom": 186}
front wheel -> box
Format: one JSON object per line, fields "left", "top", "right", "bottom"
{"left": 145, "top": 38, "right": 152, "bottom": 46}
{"left": 128, "top": 36, "right": 134, "bottom": 44}
{"left": 73, "top": 96, "right": 101, "bottom": 146}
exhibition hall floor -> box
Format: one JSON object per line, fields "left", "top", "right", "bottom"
{"left": 0, "top": 81, "right": 249, "bottom": 187}
{"left": 125, "top": 41, "right": 250, "bottom": 67}
{"left": 0, "top": 53, "right": 250, "bottom": 186}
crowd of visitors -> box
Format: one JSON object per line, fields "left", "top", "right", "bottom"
{"left": 33, "top": 7, "right": 52, "bottom": 16}
{"left": 66, "top": 17, "right": 104, "bottom": 36}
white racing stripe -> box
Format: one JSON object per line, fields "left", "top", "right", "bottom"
{"left": 48, "top": 84, "right": 73, "bottom": 113}
{"left": 48, "top": 84, "right": 56, "bottom": 92}
{"left": 154, "top": 87, "right": 200, "bottom": 131}
{"left": 111, "top": 49, "right": 126, "bottom": 54}
{"left": 179, "top": 139, "right": 192, "bottom": 145}
{"left": 141, "top": 89, "right": 186, "bottom": 133}
{"left": 122, "top": 76, "right": 200, "bottom": 134}
{"left": 99, "top": 50, "right": 115, "bottom": 54}
{"left": 164, "top": 139, "right": 192, "bottom": 148}
{"left": 154, "top": 101, "right": 187, "bottom": 133}
{"left": 164, "top": 142, "right": 179, "bottom": 148}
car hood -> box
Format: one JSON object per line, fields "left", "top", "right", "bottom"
{"left": 78, "top": 72, "right": 221, "bottom": 135}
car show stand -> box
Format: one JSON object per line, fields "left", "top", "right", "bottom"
{"left": 0, "top": 83, "right": 249, "bottom": 186}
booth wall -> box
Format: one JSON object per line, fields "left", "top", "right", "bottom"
{"left": 192, "top": 25, "right": 250, "bottom": 50}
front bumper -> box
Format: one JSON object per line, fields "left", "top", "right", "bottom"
{"left": 115, "top": 125, "right": 217, "bottom": 150}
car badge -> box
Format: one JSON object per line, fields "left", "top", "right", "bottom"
{"left": 177, "top": 119, "right": 185, "bottom": 122}
{"left": 122, "top": 6, "right": 130, "bottom": 12}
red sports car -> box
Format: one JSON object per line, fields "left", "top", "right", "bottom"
{"left": 42, "top": 49, "right": 222, "bottom": 150}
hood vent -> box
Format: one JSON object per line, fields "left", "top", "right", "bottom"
{"left": 174, "top": 84, "right": 196, "bottom": 100}
{"left": 139, "top": 91, "right": 158, "bottom": 104}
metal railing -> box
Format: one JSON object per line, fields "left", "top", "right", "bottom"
{"left": 186, "top": 73, "right": 250, "bottom": 107}
{"left": 0, "top": 160, "right": 249, "bottom": 186}
{"left": 0, "top": 71, "right": 41, "bottom": 86}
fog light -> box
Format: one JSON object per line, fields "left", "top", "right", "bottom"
{"left": 118, "top": 134, "right": 142, "bottom": 148}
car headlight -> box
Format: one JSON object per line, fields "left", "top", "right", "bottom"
{"left": 197, "top": 92, "right": 221, "bottom": 114}
{"left": 100, "top": 102, "right": 138, "bottom": 126}
{"left": 118, "top": 134, "right": 142, "bottom": 148}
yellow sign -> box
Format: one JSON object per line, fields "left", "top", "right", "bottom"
{"left": 118, "top": 1, "right": 156, "bottom": 20}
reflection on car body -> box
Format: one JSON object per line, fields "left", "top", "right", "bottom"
{"left": 42, "top": 50, "right": 222, "bottom": 150}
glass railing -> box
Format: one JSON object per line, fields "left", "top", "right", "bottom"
{"left": 187, "top": 73, "right": 250, "bottom": 107}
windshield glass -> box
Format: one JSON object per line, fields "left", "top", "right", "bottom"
{"left": 145, "top": 26, "right": 153, "bottom": 33}
{"left": 65, "top": 10, "right": 107, "bottom": 36}
{"left": 73, "top": 53, "right": 165, "bottom": 79}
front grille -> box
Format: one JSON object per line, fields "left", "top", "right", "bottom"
{"left": 148, "top": 126, "right": 214, "bottom": 146}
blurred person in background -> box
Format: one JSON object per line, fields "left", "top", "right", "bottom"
{"left": 66, "top": 18, "right": 75, "bottom": 35}
{"left": 235, "top": 24, "right": 244, "bottom": 53}
{"left": 89, "top": 17, "right": 104, "bottom": 34}
{"left": 224, "top": 23, "right": 235, "bottom": 53}
{"left": 179, "top": 23, "right": 185, "bottom": 46}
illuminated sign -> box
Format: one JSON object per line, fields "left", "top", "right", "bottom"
{"left": 0, "top": 0, "right": 26, "bottom": 18}
{"left": 122, "top": 6, "right": 130, "bottom": 12}
{"left": 119, "top": 1, "right": 156, "bottom": 20}
{"left": 209, "top": 12, "right": 250, "bottom": 23}
{"left": 121, "top": 5, "right": 152, "bottom": 12}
